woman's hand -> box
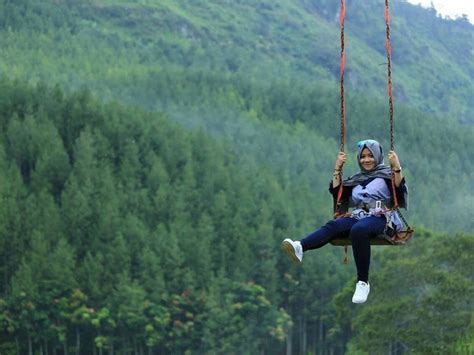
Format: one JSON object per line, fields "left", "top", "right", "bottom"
{"left": 334, "top": 152, "right": 346, "bottom": 171}
{"left": 388, "top": 150, "right": 403, "bottom": 187}
{"left": 332, "top": 152, "right": 346, "bottom": 188}
{"left": 387, "top": 150, "right": 401, "bottom": 169}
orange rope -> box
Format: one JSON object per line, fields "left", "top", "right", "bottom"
{"left": 334, "top": 0, "right": 413, "bottom": 251}
{"left": 384, "top": 0, "right": 395, "bottom": 151}
{"left": 339, "top": 0, "right": 346, "bottom": 154}
{"left": 335, "top": 0, "right": 346, "bottom": 217}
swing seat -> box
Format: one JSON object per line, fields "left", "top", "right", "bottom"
{"left": 330, "top": 228, "right": 414, "bottom": 246}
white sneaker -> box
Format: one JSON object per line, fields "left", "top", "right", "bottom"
{"left": 281, "top": 238, "right": 303, "bottom": 264}
{"left": 352, "top": 281, "right": 370, "bottom": 304}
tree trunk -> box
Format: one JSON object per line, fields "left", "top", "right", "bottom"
{"left": 28, "top": 334, "right": 33, "bottom": 355}
{"left": 302, "top": 314, "right": 307, "bottom": 355}
{"left": 3, "top": 265, "right": 7, "bottom": 298}
{"left": 286, "top": 325, "right": 292, "bottom": 355}
{"left": 319, "top": 317, "right": 323, "bottom": 342}
{"left": 394, "top": 341, "right": 399, "bottom": 355}
{"left": 76, "top": 328, "right": 81, "bottom": 355}
{"left": 319, "top": 317, "right": 324, "bottom": 354}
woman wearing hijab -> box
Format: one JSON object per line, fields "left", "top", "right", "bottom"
{"left": 282, "top": 139, "right": 408, "bottom": 303}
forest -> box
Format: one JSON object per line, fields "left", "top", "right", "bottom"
{"left": 0, "top": 0, "right": 472, "bottom": 354}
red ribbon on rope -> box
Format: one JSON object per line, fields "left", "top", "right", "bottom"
{"left": 340, "top": 53, "right": 345, "bottom": 78}
{"left": 385, "top": 38, "right": 392, "bottom": 57}
{"left": 385, "top": 0, "right": 395, "bottom": 149}
{"left": 339, "top": 0, "right": 346, "bottom": 153}
{"left": 340, "top": 0, "right": 345, "bottom": 77}
{"left": 384, "top": 5, "right": 391, "bottom": 24}
{"left": 340, "top": 0, "right": 346, "bottom": 27}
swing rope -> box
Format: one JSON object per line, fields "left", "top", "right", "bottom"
{"left": 384, "top": 0, "right": 413, "bottom": 232}
{"left": 339, "top": 0, "right": 346, "bottom": 154}
{"left": 333, "top": 0, "right": 413, "bottom": 255}
{"left": 385, "top": 0, "right": 395, "bottom": 152}
{"left": 335, "top": 0, "right": 346, "bottom": 221}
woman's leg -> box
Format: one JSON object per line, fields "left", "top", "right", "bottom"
{"left": 349, "top": 216, "right": 386, "bottom": 282}
{"left": 301, "top": 217, "right": 357, "bottom": 251}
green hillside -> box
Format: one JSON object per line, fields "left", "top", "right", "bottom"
{"left": 0, "top": 0, "right": 473, "bottom": 353}
{"left": 0, "top": 0, "right": 472, "bottom": 232}
{"left": 0, "top": 77, "right": 471, "bottom": 355}
{"left": 0, "top": 0, "right": 472, "bottom": 122}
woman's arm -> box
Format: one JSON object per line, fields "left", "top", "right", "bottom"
{"left": 384, "top": 177, "right": 407, "bottom": 207}
{"left": 388, "top": 150, "right": 403, "bottom": 187}
{"left": 332, "top": 151, "right": 346, "bottom": 187}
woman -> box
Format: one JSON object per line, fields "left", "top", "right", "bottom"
{"left": 282, "top": 139, "right": 408, "bottom": 303}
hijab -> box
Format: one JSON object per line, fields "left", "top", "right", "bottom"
{"left": 342, "top": 139, "right": 409, "bottom": 209}
{"left": 343, "top": 139, "right": 392, "bottom": 187}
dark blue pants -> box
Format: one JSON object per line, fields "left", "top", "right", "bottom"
{"left": 300, "top": 216, "right": 386, "bottom": 283}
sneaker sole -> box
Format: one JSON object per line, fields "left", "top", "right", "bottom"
{"left": 281, "top": 240, "right": 300, "bottom": 264}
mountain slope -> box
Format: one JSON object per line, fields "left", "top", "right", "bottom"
{"left": 1, "top": 0, "right": 471, "bottom": 122}
{"left": 0, "top": 0, "right": 472, "bottom": 232}
{"left": 0, "top": 1, "right": 473, "bottom": 352}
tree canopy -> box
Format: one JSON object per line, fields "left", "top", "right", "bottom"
{"left": 0, "top": 0, "right": 472, "bottom": 353}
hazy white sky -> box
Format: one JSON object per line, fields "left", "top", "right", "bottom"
{"left": 406, "top": 0, "right": 474, "bottom": 23}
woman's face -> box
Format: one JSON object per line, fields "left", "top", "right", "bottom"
{"left": 359, "top": 147, "right": 376, "bottom": 171}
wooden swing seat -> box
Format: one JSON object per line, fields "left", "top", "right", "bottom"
{"left": 330, "top": 228, "right": 414, "bottom": 246}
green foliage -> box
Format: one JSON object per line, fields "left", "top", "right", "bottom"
{"left": 0, "top": 0, "right": 472, "bottom": 234}
{"left": 339, "top": 231, "right": 474, "bottom": 353}
{"left": 0, "top": 0, "right": 472, "bottom": 352}
{"left": 0, "top": 67, "right": 471, "bottom": 355}
{"left": 202, "top": 277, "right": 290, "bottom": 353}
{"left": 0, "top": 78, "right": 304, "bottom": 353}
{"left": 0, "top": 0, "right": 471, "bottom": 123}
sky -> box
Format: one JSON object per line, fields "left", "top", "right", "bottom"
{"left": 406, "top": 0, "right": 474, "bottom": 23}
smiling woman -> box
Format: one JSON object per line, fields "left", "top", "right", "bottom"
{"left": 359, "top": 146, "right": 376, "bottom": 171}
{"left": 282, "top": 139, "right": 409, "bottom": 304}
{"left": 282, "top": 0, "right": 415, "bottom": 305}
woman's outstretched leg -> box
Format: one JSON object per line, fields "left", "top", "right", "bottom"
{"left": 282, "top": 217, "right": 356, "bottom": 263}
{"left": 301, "top": 217, "right": 356, "bottom": 251}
